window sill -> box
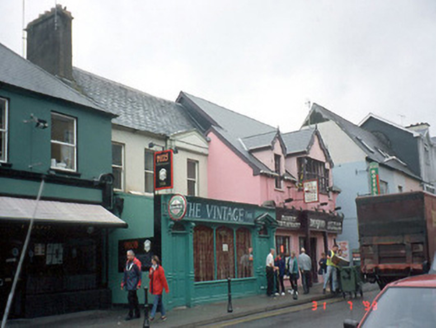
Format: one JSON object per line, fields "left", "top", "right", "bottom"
{"left": 194, "top": 277, "right": 256, "bottom": 286}
{"left": 49, "top": 168, "right": 81, "bottom": 178}
{"left": 0, "top": 162, "right": 12, "bottom": 168}
{"left": 274, "top": 188, "right": 284, "bottom": 192}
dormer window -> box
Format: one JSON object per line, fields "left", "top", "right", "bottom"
{"left": 274, "top": 154, "right": 282, "bottom": 189}
{"left": 298, "top": 157, "right": 329, "bottom": 193}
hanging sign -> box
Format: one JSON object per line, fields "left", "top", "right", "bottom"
{"left": 154, "top": 150, "right": 173, "bottom": 191}
{"left": 369, "top": 162, "right": 380, "bottom": 195}
{"left": 304, "top": 179, "right": 319, "bottom": 203}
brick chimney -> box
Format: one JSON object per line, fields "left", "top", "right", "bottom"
{"left": 26, "top": 5, "right": 73, "bottom": 80}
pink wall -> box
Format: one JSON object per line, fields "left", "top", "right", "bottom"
{"left": 207, "top": 131, "right": 262, "bottom": 204}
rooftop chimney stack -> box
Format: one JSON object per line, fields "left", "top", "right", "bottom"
{"left": 26, "top": 5, "right": 73, "bottom": 80}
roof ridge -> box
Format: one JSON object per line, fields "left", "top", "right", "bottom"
{"left": 242, "top": 130, "right": 278, "bottom": 140}
{"left": 73, "top": 66, "right": 177, "bottom": 105}
{"left": 182, "top": 91, "right": 275, "bottom": 130}
{"left": 282, "top": 127, "right": 314, "bottom": 136}
{"left": 0, "top": 43, "right": 104, "bottom": 111}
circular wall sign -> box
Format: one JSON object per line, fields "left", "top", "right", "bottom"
{"left": 168, "top": 194, "right": 188, "bottom": 221}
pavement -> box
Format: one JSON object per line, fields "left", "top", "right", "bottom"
{"left": 6, "top": 282, "right": 379, "bottom": 328}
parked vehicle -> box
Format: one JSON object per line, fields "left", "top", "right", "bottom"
{"left": 344, "top": 273, "right": 436, "bottom": 328}
{"left": 356, "top": 191, "right": 436, "bottom": 288}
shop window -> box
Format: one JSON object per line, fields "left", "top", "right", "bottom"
{"left": 276, "top": 235, "right": 290, "bottom": 256}
{"left": 112, "top": 143, "right": 124, "bottom": 190}
{"left": 187, "top": 159, "right": 198, "bottom": 196}
{"left": 0, "top": 98, "right": 7, "bottom": 163}
{"left": 51, "top": 112, "right": 77, "bottom": 171}
{"left": 236, "top": 228, "right": 252, "bottom": 278}
{"left": 144, "top": 149, "right": 154, "bottom": 193}
{"left": 216, "top": 226, "right": 235, "bottom": 279}
{"left": 297, "top": 157, "right": 329, "bottom": 193}
{"left": 193, "top": 225, "right": 214, "bottom": 282}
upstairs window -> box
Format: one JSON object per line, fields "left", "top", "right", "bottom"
{"left": 51, "top": 113, "right": 76, "bottom": 171}
{"left": 274, "top": 154, "right": 282, "bottom": 189}
{"left": 298, "top": 157, "right": 329, "bottom": 193}
{"left": 187, "top": 159, "right": 198, "bottom": 196}
{"left": 0, "top": 98, "right": 7, "bottom": 162}
{"left": 144, "top": 149, "right": 154, "bottom": 193}
{"left": 112, "top": 143, "right": 124, "bottom": 190}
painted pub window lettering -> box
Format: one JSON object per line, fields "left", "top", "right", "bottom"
{"left": 0, "top": 98, "right": 7, "bottom": 162}
{"left": 51, "top": 112, "right": 77, "bottom": 171}
{"left": 112, "top": 143, "right": 124, "bottom": 190}
{"left": 187, "top": 159, "right": 198, "bottom": 196}
{"left": 144, "top": 149, "right": 154, "bottom": 193}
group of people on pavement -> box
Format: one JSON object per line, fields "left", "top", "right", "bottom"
{"left": 265, "top": 244, "right": 341, "bottom": 299}
{"left": 121, "top": 250, "right": 169, "bottom": 322}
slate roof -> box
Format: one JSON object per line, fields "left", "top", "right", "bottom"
{"left": 241, "top": 131, "right": 278, "bottom": 151}
{"left": 72, "top": 68, "right": 197, "bottom": 136}
{"left": 302, "top": 103, "right": 420, "bottom": 180}
{"left": 282, "top": 128, "right": 316, "bottom": 155}
{"left": 178, "top": 92, "right": 278, "bottom": 175}
{"left": 0, "top": 42, "right": 109, "bottom": 114}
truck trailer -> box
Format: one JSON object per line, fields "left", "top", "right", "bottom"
{"left": 356, "top": 191, "right": 436, "bottom": 289}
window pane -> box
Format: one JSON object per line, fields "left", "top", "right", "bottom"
{"left": 51, "top": 143, "right": 75, "bottom": 170}
{"left": 145, "top": 172, "right": 153, "bottom": 193}
{"left": 237, "top": 228, "right": 252, "bottom": 278}
{"left": 0, "top": 99, "right": 5, "bottom": 130}
{"left": 188, "top": 180, "right": 196, "bottom": 196}
{"left": 194, "top": 226, "right": 214, "bottom": 282}
{"left": 113, "top": 167, "right": 122, "bottom": 190}
{"left": 144, "top": 150, "right": 154, "bottom": 171}
{"left": 112, "top": 144, "right": 123, "bottom": 166}
{"left": 216, "top": 226, "right": 235, "bottom": 279}
{"left": 187, "top": 160, "right": 197, "bottom": 179}
{"left": 52, "top": 114, "right": 75, "bottom": 144}
{"left": 0, "top": 132, "right": 4, "bottom": 162}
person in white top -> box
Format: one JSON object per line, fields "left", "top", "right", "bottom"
{"left": 265, "top": 248, "right": 275, "bottom": 296}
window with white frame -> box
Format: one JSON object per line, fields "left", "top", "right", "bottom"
{"left": 51, "top": 113, "right": 76, "bottom": 171}
{"left": 0, "top": 98, "right": 7, "bottom": 163}
{"left": 144, "top": 149, "right": 154, "bottom": 193}
{"left": 112, "top": 143, "right": 124, "bottom": 190}
{"left": 187, "top": 159, "right": 198, "bottom": 196}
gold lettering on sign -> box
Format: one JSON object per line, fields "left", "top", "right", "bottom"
{"left": 156, "top": 153, "right": 169, "bottom": 163}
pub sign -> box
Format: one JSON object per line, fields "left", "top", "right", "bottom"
{"left": 154, "top": 149, "right": 173, "bottom": 191}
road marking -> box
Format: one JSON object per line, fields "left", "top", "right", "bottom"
{"left": 210, "top": 297, "right": 344, "bottom": 327}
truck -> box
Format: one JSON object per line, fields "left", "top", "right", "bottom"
{"left": 356, "top": 191, "right": 436, "bottom": 289}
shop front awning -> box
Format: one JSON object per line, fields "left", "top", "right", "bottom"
{"left": 0, "top": 196, "right": 127, "bottom": 228}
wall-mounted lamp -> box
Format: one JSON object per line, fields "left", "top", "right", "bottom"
{"left": 24, "top": 114, "right": 48, "bottom": 129}
{"left": 334, "top": 206, "right": 342, "bottom": 211}
{"left": 319, "top": 202, "right": 328, "bottom": 206}
{"left": 284, "top": 198, "right": 294, "bottom": 203}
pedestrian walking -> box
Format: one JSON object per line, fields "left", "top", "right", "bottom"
{"left": 324, "top": 244, "right": 339, "bottom": 294}
{"left": 265, "top": 248, "right": 275, "bottom": 296}
{"left": 274, "top": 253, "right": 286, "bottom": 296}
{"left": 298, "top": 248, "right": 312, "bottom": 294}
{"left": 149, "top": 255, "right": 170, "bottom": 321}
{"left": 121, "top": 250, "right": 142, "bottom": 321}
{"left": 287, "top": 251, "right": 299, "bottom": 299}
{"left": 319, "top": 252, "right": 328, "bottom": 293}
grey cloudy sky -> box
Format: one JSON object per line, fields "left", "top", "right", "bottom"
{"left": 1, "top": 0, "right": 435, "bottom": 134}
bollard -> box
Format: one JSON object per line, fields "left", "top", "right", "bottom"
{"left": 143, "top": 286, "right": 150, "bottom": 328}
{"left": 227, "top": 277, "right": 233, "bottom": 313}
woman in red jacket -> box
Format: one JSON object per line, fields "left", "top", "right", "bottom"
{"left": 149, "top": 255, "right": 169, "bottom": 321}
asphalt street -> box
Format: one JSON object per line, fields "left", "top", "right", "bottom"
{"left": 209, "top": 289, "right": 379, "bottom": 328}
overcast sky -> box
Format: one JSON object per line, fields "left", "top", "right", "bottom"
{"left": 1, "top": 0, "right": 435, "bottom": 134}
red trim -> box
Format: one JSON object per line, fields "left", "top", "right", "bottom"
{"left": 154, "top": 149, "right": 174, "bottom": 191}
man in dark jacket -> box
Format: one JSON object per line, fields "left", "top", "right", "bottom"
{"left": 121, "top": 250, "right": 142, "bottom": 321}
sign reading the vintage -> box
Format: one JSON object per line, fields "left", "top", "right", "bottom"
{"left": 278, "top": 215, "right": 301, "bottom": 229}
{"left": 168, "top": 194, "right": 188, "bottom": 221}
{"left": 304, "top": 179, "right": 319, "bottom": 203}
{"left": 154, "top": 149, "right": 173, "bottom": 191}
{"left": 184, "top": 199, "right": 256, "bottom": 224}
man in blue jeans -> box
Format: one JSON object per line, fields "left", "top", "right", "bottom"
{"left": 324, "top": 244, "right": 339, "bottom": 294}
